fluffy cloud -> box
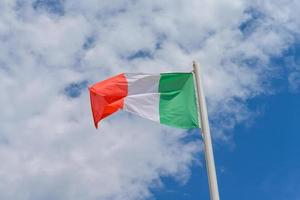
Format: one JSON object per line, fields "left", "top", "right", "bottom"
{"left": 0, "top": 0, "right": 299, "bottom": 199}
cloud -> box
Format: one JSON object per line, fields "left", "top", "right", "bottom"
{"left": 289, "top": 72, "right": 300, "bottom": 92}
{"left": 0, "top": 0, "right": 299, "bottom": 199}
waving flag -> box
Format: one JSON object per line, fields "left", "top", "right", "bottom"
{"left": 89, "top": 73, "right": 200, "bottom": 128}
{"left": 89, "top": 64, "right": 220, "bottom": 200}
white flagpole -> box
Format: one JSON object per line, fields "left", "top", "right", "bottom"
{"left": 193, "top": 61, "right": 220, "bottom": 200}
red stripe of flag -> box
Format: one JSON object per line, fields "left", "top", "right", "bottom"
{"left": 89, "top": 73, "right": 128, "bottom": 128}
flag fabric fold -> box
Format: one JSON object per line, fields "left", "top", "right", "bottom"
{"left": 89, "top": 72, "right": 200, "bottom": 129}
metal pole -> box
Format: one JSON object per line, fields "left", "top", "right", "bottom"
{"left": 193, "top": 61, "right": 220, "bottom": 200}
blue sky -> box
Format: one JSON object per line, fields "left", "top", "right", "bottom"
{"left": 0, "top": 0, "right": 299, "bottom": 200}
{"left": 155, "top": 87, "right": 300, "bottom": 200}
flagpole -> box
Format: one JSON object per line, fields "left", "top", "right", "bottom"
{"left": 193, "top": 61, "right": 220, "bottom": 200}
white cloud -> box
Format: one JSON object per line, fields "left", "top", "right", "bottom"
{"left": 0, "top": 0, "right": 299, "bottom": 199}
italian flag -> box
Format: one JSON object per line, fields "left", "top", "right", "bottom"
{"left": 89, "top": 73, "right": 200, "bottom": 129}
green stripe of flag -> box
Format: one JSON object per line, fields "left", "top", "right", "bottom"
{"left": 159, "top": 73, "right": 200, "bottom": 128}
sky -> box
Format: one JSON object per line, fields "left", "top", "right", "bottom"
{"left": 0, "top": 0, "right": 299, "bottom": 200}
